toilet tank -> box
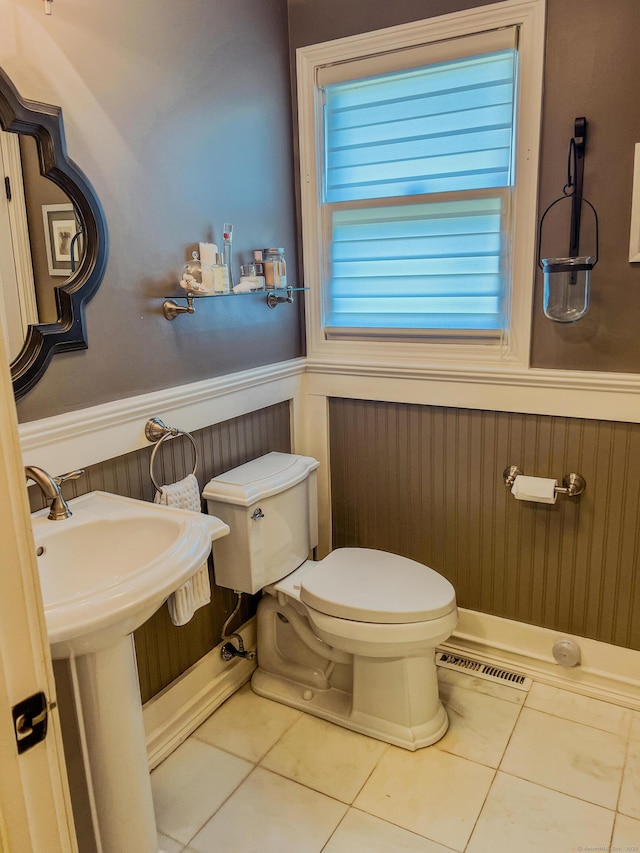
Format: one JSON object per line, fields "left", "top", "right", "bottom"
{"left": 202, "top": 452, "right": 320, "bottom": 594}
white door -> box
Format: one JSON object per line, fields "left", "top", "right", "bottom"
{"left": 0, "top": 127, "right": 38, "bottom": 362}
{"left": 0, "top": 302, "right": 77, "bottom": 848}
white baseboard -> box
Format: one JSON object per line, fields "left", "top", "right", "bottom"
{"left": 443, "top": 608, "right": 640, "bottom": 709}
{"left": 143, "top": 619, "right": 257, "bottom": 770}
{"left": 144, "top": 608, "right": 640, "bottom": 771}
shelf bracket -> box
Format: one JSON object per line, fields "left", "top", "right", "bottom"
{"left": 266, "top": 287, "right": 294, "bottom": 309}
{"left": 163, "top": 294, "right": 195, "bottom": 320}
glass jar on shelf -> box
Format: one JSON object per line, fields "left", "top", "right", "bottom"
{"left": 262, "top": 248, "right": 287, "bottom": 290}
{"left": 179, "top": 251, "right": 212, "bottom": 294}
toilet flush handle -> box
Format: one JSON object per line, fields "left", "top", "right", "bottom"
{"left": 251, "top": 508, "right": 264, "bottom": 520}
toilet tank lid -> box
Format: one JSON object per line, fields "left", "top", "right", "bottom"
{"left": 300, "top": 548, "right": 456, "bottom": 624}
{"left": 202, "top": 452, "right": 319, "bottom": 506}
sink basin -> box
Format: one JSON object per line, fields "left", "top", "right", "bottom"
{"left": 31, "top": 490, "right": 230, "bottom": 658}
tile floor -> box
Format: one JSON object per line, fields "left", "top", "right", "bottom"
{"left": 152, "top": 666, "right": 640, "bottom": 853}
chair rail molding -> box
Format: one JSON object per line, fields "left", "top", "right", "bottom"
{"left": 19, "top": 358, "right": 306, "bottom": 474}
{"left": 18, "top": 355, "right": 640, "bottom": 476}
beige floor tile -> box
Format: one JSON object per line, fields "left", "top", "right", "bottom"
{"left": 437, "top": 665, "right": 527, "bottom": 705}
{"left": 436, "top": 681, "right": 522, "bottom": 767}
{"left": 619, "top": 740, "right": 640, "bottom": 819}
{"left": 501, "top": 707, "right": 626, "bottom": 809}
{"left": 151, "top": 737, "right": 252, "bottom": 845}
{"left": 631, "top": 711, "right": 640, "bottom": 742}
{"left": 525, "top": 682, "right": 632, "bottom": 736}
{"left": 260, "top": 714, "right": 387, "bottom": 803}
{"left": 158, "top": 832, "right": 182, "bottom": 853}
{"left": 466, "top": 772, "right": 614, "bottom": 853}
{"left": 323, "top": 809, "right": 456, "bottom": 852}
{"left": 612, "top": 813, "right": 640, "bottom": 849}
{"left": 354, "top": 744, "right": 494, "bottom": 852}
{"left": 193, "top": 682, "right": 301, "bottom": 762}
{"left": 188, "top": 767, "right": 347, "bottom": 853}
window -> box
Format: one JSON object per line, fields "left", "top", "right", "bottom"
{"left": 323, "top": 43, "right": 516, "bottom": 335}
{"left": 298, "top": 1, "right": 545, "bottom": 360}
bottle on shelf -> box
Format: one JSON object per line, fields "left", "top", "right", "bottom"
{"left": 211, "top": 252, "right": 230, "bottom": 294}
{"left": 223, "top": 223, "right": 234, "bottom": 288}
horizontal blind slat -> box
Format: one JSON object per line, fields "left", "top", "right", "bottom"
{"left": 328, "top": 81, "right": 514, "bottom": 130}
{"left": 329, "top": 128, "right": 513, "bottom": 168}
{"left": 326, "top": 312, "right": 503, "bottom": 330}
{"left": 332, "top": 274, "right": 503, "bottom": 297}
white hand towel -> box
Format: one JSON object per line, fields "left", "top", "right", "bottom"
{"left": 155, "top": 473, "right": 211, "bottom": 626}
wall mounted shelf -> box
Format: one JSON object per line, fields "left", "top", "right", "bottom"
{"left": 162, "top": 287, "right": 306, "bottom": 320}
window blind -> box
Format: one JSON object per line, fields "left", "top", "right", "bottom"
{"left": 321, "top": 44, "right": 517, "bottom": 334}
{"left": 326, "top": 196, "right": 507, "bottom": 331}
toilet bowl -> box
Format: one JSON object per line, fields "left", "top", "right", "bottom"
{"left": 204, "top": 452, "right": 458, "bottom": 750}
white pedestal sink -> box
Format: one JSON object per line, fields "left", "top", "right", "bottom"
{"left": 31, "top": 491, "right": 230, "bottom": 853}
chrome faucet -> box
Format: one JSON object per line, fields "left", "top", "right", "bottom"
{"left": 25, "top": 466, "right": 84, "bottom": 520}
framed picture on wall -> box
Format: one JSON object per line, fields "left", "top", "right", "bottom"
{"left": 629, "top": 143, "right": 640, "bottom": 262}
{"left": 42, "top": 203, "right": 83, "bottom": 276}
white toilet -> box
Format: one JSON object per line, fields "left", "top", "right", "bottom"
{"left": 203, "top": 451, "right": 457, "bottom": 750}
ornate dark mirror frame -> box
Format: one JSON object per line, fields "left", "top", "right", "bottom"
{"left": 0, "top": 68, "right": 108, "bottom": 399}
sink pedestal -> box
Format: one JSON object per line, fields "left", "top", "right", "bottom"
{"left": 70, "top": 636, "right": 157, "bottom": 853}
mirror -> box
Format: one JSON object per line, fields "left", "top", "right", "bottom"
{"left": 0, "top": 68, "right": 108, "bottom": 399}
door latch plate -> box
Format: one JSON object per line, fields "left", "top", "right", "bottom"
{"left": 12, "top": 691, "right": 48, "bottom": 753}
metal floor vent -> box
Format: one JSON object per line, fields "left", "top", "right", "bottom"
{"left": 436, "top": 651, "right": 532, "bottom": 692}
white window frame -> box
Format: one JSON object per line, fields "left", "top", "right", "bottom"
{"left": 297, "top": 0, "right": 546, "bottom": 373}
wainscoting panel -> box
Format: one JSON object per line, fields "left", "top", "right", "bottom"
{"left": 29, "top": 402, "right": 290, "bottom": 702}
{"left": 329, "top": 399, "right": 640, "bottom": 651}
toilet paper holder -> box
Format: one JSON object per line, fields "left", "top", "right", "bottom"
{"left": 503, "top": 467, "right": 586, "bottom": 497}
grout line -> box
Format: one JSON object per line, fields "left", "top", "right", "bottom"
{"left": 456, "top": 680, "right": 530, "bottom": 849}
{"left": 322, "top": 807, "right": 461, "bottom": 853}
{"left": 497, "top": 768, "right": 620, "bottom": 813}
{"left": 319, "top": 809, "right": 350, "bottom": 852}
{"left": 255, "top": 708, "right": 306, "bottom": 766}
{"left": 250, "top": 760, "right": 357, "bottom": 806}
{"left": 351, "top": 802, "right": 464, "bottom": 853}
{"left": 495, "top": 693, "right": 527, "bottom": 771}
{"left": 614, "top": 736, "right": 634, "bottom": 817}
{"left": 156, "top": 829, "right": 184, "bottom": 849}
{"left": 521, "top": 701, "right": 633, "bottom": 738}
{"left": 178, "top": 759, "right": 256, "bottom": 849}
{"left": 347, "top": 742, "right": 390, "bottom": 804}
{"left": 517, "top": 702, "right": 631, "bottom": 740}
{"left": 461, "top": 766, "right": 498, "bottom": 853}
{"left": 448, "top": 673, "right": 521, "bottom": 851}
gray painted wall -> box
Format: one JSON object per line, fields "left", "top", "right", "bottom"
{"left": 2, "top": 0, "right": 302, "bottom": 422}
{"left": 288, "top": 0, "right": 640, "bottom": 374}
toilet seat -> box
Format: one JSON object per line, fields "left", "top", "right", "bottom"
{"left": 304, "top": 603, "right": 459, "bottom": 658}
{"left": 299, "top": 548, "right": 455, "bottom": 624}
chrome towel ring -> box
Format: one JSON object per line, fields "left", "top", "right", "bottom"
{"left": 145, "top": 417, "right": 198, "bottom": 494}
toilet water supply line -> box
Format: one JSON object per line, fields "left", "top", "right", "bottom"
{"left": 220, "top": 592, "right": 256, "bottom": 661}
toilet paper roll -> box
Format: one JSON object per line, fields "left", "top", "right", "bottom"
{"left": 511, "top": 475, "right": 557, "bottom": 504}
